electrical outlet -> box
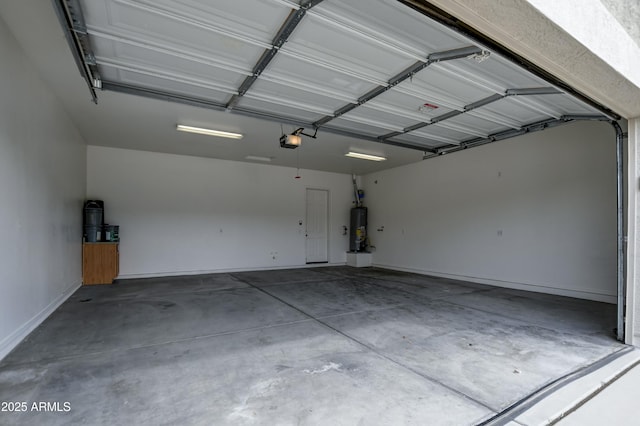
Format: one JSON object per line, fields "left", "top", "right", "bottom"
{"left": 497, "top": 230, "right": 503, "bottom": 236}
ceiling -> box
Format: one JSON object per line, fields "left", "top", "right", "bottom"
{"left": 2, "top": 0, "right": 609, "bottom": 174}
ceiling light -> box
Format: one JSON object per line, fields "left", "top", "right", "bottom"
{"left": 245, "top": 155, "right": 272, "bottom": 162}
{"left": 345, "top": 152, "right": 386, "bottom": 162}
{"left": 176, "top": 125, "right": 243, "bottom": 139}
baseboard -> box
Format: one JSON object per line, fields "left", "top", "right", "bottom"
{"left": 373, "top": 263, "right": 617, "bottom": 304}
{"left": 116, "top": 262, "right": 347, "bottom": 280}
{"left": 0, "top": 281, "right": 81, "bottom": 362}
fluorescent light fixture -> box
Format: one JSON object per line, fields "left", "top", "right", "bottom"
{"left": 345, "top": 151, "right": 386, "bottom": 162}
{"left": 245, "top": 155, "right": 272, "bottom": 162}
{"left": 176, "top": 125, "right": 243, "bottom": 139}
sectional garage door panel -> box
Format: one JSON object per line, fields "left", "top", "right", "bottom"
{"left": 60, "top": 0, "right": 611, "bottom": 153}
{"left": 234, "top": 97, "right": 327, "bottom": 124}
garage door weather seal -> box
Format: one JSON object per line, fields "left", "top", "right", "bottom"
{"left": 477, "top": 346, "right": 636, "bottom": 425}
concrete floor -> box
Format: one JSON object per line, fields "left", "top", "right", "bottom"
{"left": 0, "top": 267, "right": 624, "bottom": 425}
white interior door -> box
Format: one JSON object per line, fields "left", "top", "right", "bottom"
{"left": 306, "top": 188, "right": 329, "bottom": 263}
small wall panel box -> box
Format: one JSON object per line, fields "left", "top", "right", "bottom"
{"left": 83, "top": 242, "right": 119, "bottom": 285}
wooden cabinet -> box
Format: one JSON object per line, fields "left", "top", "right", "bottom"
{"left": 83, "top": 243, "right": 119, "bottom": 285}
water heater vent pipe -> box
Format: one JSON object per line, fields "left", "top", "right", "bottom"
{"left": 352, "top": 174, "right": 361, "bottom": 207}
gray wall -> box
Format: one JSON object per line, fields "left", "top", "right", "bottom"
{"left": 600, "top": 0, "right": 640, "bottom": 47}
{"left": 363, "top": 121, "right": 617, "bottom": 302}
{"left": 86, "top": 146, "right": 353, "bottom": 278}
{"left": 0, "top": 16, "right": 87, "bottom": 359}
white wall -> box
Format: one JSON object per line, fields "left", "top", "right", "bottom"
{"left": 363, "top": 121, "right": 617, "bottom": 302}
{"left": 0, "top": 17, "right": 86, "bottom": 359}
{"left": 87, "top": 146, "right": 354, "bottom": 277}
